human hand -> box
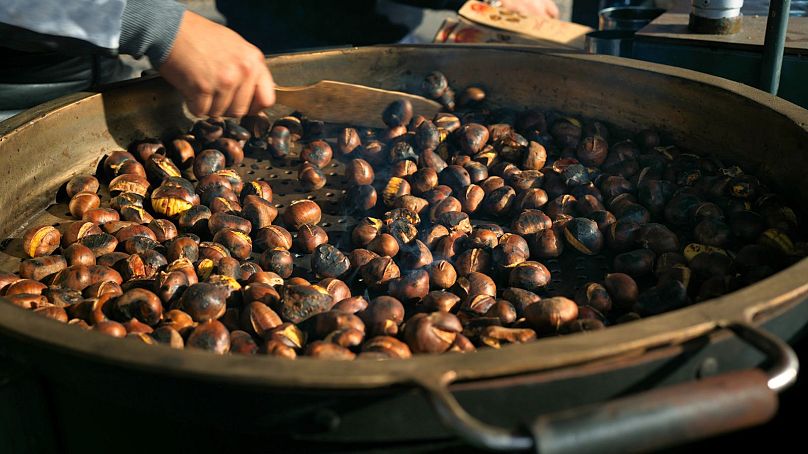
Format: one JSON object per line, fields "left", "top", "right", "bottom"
{"left": 159, "top": 11, "right": 275, "bottom": 117}
{"left": 501, "top": 0, "right": 560, "bottom": 19}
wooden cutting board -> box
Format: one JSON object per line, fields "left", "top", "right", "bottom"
{"left": 458, "top": 0, "right": 592, "bottom": 49}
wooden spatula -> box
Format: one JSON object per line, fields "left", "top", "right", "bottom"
{"left": 274, "top": 80, "right": 442, "bottom": 128}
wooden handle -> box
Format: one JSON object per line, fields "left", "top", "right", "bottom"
{"left": 272, "top": 80, "right": 442, "bottom": 128}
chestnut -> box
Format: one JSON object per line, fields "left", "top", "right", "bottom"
{"left": 166, "top": 236, "right": 199, "bottom": 263}
{"left": 79, "top": 233, "right": 118, "bottom": 257}
{"left": 606, "top": 220, "right": 641, "bottom": 252}
{"left": 602, "top": 273, "right": 639, "bottom": 311}
{"left": 575, "top": 282, "right": 612, "bottom": 314}
{"left": 68, "top": 192, "right": 101, "bottom": 218}
{"left": 511, "top": 209, "right": 552, "bottom": 236}
{"left": 22, "top": 225, "right": 61, "bottom": 258}
{"left": 360, "top": 335, "right": 412, "bottom": 359}
{"left": 403, "top": 312, "right": 462, "bottom": 353}
{"left": 525, "top": 296, "right": 578, "bottom": 335}
{"left": 211, "top": 138, "right": 244, "bottom": 166}
{"left": 360, "top": 256, "right": 400, "bottom": 289}
{"left": 457, "top": 272, "right": 497, "bottom": 304}
{"left": 296, "top": 224, "right": 328, "bottom": 253}
{"left": 466, "top": 228, "right": 498, "bottom": 250}
{"left": 241, "top": 195, "right": 278, "bottom": 230}
{"left": 359, "top": 295, "right": 405, "bottom": 337}
{"left": 636, "top": 223, "right": 679, "bottom": 254}
{"left": 94, "top": 320, "right": 127, "bottom": 338}
{"left": 729, "top": 211, "right": 765, "bottom": 243}
{"left": 19, "top": 255, "right": 68, "bottom": 281}
{"left": 165, "top": 138, "right": 194, "bottom": 170}
{"left": 240, "top": 301, "right": 282, "bottom": 338}
{"left": 523, "top": 141, "right": 548, "bottom": 170}
{"left": 459, "top": 123, "right": 490, "bottom": 155}
{"left": 311, "top": 244, "right": 350, "bottom": 278}
{"left": 280, "top": 284, "right": 334, "bottom": 323}
{"left": 338, "top": 127, "right": 361, "bottom": 155}
{"left": 346, "top": 185, "right": 378, "bottom": 213}
{"left": 241, "top": 180, "right": 273, "bottom": 203}
{"left": 251, "top": 226, "right": 293, "bottom": 254}
{"left": 145, "top": 154, "right": 182, "bottom": 183}
{"left": 317, "top": 278, "right": 351, "bottom": 305}
{"left": 193, "top": 149, "right": 226, "bottom": 179}
{"left": 33, "top": 306, "right": 69, "bottom": 323}
{"left": 152, "top": 326, "right": 184, "bottom": 349}
{"left": 301, "top": 140, "right": 333, "bottom": 168}
{"left": 613, "top": 249, "right": 656, "bottom": 278}
{"left": 66, "top": 175, "right": 100, "bottom": 199}
{"left": 192, "top": 119, "right": 223, "bottom": 142}
{"left": 367, "top": 233, "right": 399, "bottom": 258}
{"left": 454, "top": 248, "right": 491, "bottom": 276}
{"left": 103, "top": 150, "right": 137, "bottom": 180}
{"left": 482, "top": 186, "right": 516, "bottom": 217}
{"left": 508, "top": 261, "right": 551, "bottom": 292}
{"left": 119, "top": 205, "right": 154, "bottom": 224}
{"left": 179, "top": 282, "right": 228, "bottom": 322}
{"left": 351, "top": 219, "right": 381, "bottom": 248}
{"left": 422, "top": 71, "right": 448, "bottom": 98}
{"left": 305, "top": 341, "right": 356, "bottom": 360}
{"left": 345, "top": 158, "right": 375, "bottom": 186}
{"left": 212, "top": 228, "right": 252, "bottom": 260}
{"left": 382, "top": 177, "right": 411, "bottom": 207}
{"left": 109, "top": 193, "right": 144, "bottom": 212}
{"left": 176, "top": 205, "right": 211, "bottom": 234}
{"left": 5, "top": 279, "right": 47, "bottom": 296}
{"left": 112, "top": 288, "right": 163, "bottom": 326}
{"left": 634, "top": 279, "right": 689, "bottom": 316}
{"left": 388, "top": 269, "right": 430, "bottom": 303}
{"left": 150, "top": 185, "right": 196, "bottom": 218}
{"left": 283, "top": 200, "right": 321, "bottom": 230}
{"left": 147, "top": 219, "right": 178, "bottom": 243}
{"left": 208, "top": 212, "right": 251, "bottom": 236}
{"left": 187, "top": 320, "right": 230, "bottom": 354}
{"left": 382, "top": 99, "right": 413, "bottom": 128}
{"left": 577, "top": 136, "right": 608, "bottom": 166}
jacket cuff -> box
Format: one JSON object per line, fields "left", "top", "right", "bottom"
{"left": 119, "top": 0, "right": 186, "bottom": 67}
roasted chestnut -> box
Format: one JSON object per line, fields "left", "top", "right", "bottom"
{"left": 311, "top": 244, "right": 350, "bottom": 278}
{"left": 382, "top": 99, "right": 413, "bottom": 128}
{"left": 525, "top": 296, "right": 578, "bottom": 335}
{"left": 283, "top": 200, "right": 321, "bottom": 230}
{"left": 22, "top": 225, "right": 61, "bottom": 258}
{"left": 296, "top": 224, "right": 329, "bottom": 253}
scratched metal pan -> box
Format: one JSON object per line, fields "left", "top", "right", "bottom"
{"left": 0, "top": 46, "right": 806, "bottom": 452}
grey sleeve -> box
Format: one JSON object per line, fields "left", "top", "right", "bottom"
{"left": 119, "top": 0, "right": 186, "bottom": 67}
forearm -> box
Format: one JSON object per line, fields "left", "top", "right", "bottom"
{"left": 119, "top": 0, "right": 186, "bottom": 66}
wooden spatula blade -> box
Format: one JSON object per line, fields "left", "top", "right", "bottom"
{"left": 273, "top": 80, "right": 442, "bottom": 128}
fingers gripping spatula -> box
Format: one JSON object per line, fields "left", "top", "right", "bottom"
{"left": 274, "top": 80, "right": 443, "bottom": 128}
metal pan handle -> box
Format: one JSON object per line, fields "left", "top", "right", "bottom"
{"left": 419, "top": 322, "right": 798, "bottom": 453}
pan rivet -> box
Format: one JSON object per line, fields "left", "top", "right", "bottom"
{"left": 697, "top": 357, "right": 719, "bottom": 378}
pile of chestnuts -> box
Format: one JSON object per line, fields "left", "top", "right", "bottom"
{"left": 2, "top": 70, "right": 805, "bottom": 360}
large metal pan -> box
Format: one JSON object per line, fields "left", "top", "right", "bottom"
{"left": 0, "top": 45, "right": 806, "bottom": 453}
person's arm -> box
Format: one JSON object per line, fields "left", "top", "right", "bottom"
{"left": 0, "top": 0, "right": 274, "bottom": 117}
